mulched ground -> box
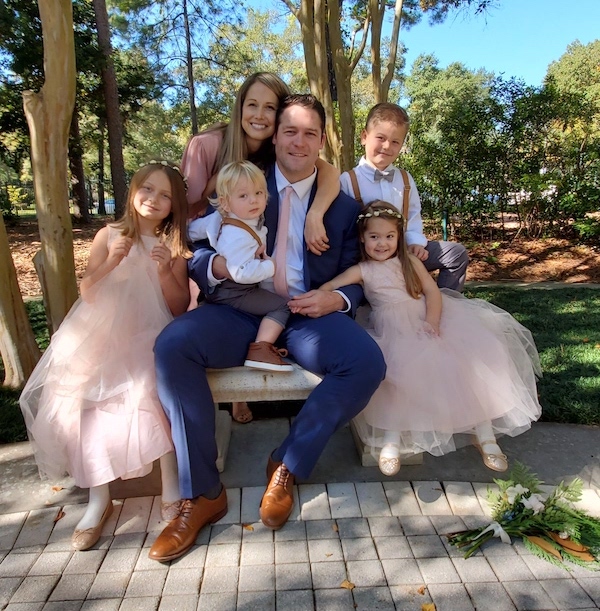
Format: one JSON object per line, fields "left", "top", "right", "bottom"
{"left": 6, "top": 216, "right": 600, "bottom": 297}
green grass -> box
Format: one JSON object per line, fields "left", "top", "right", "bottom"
{"left": 465, "top": 286, "right": 600, "bottom": 426}
{"left": 0, "top": 300, "right": 49, "bottom": 444}
{"left": 1, "top": 289, "right": 599, "bottom": 444}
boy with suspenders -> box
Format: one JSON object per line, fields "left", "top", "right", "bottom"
{"left": 340, "top": 103, "right": 469, "bottom": 291}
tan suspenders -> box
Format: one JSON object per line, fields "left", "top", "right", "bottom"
{"left": 218, "top": 217, "right": 262, "bottom": 247}
{"left": 348, "top": 168, "right": 411, "bottom": 224}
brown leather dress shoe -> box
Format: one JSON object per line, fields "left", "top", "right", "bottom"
{"left": 266, "top": 452, "right": 282, "bottom": 481}
{"left": 259, "top": 464, "right": 295, "bottom": 530}
{"left": 148, "top": 488, "right": 227, "bottom": 562}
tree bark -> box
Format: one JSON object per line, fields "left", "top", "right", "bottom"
{"left": 97, "top": 117, "right": 107, "bottom": 216}
{"left": 69, "top": 108, "right": 91, "bottom": 223}
{"left": 93, "top": 0, "right": 128, "bottom": 218}
{"left": 328, "top": 0, "right": 355, "bottom": 170}
{"left": 296, "top": 0, "right": 346, "bottom": 168}
{"left": 0, "top": 215, "right": 41, "bottom": 388}
{"left": 282, "top": 0, "right": 407, "bottom": 168}
{"left": 183, "top": 0, "right": 198, "bottom": 135}
{"left": 22, "top": 0, "right": 79, "bottom": 336}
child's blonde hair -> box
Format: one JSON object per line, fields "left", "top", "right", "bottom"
{"left": 212, "top": 160, "right": 268, "bottom": 216}
{"left": 365, "top": 102, "right": 410, "bottom": 131}
{"left": 357, "top": 201, "right": 422, "bottom": 299}
{"left": 111, "top": 160, "right": 190, "bottom": 258}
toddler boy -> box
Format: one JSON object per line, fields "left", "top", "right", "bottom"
{"left": 340, "top": 103, "right": 469, "bottom": 291}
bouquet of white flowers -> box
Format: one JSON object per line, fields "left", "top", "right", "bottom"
{"left": 447, "top": 463, "right": 600, "bottom": 570}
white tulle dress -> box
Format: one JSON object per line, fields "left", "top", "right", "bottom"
{"left": 19, "top": 227, "right": 174, "bottom": 488}
{"left": 353, "top": 258, "right": 542, "bottom": 458}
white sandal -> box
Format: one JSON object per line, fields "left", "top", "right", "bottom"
{"left": 378, "top": 443, "right": 401, "bottom": 476}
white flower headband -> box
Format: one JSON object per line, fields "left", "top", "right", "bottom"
{"left": 357, "top": 208, "right": 403, "bottom": 222}
{"left": 141, "top": 160, "right": 188, "bottom": 191}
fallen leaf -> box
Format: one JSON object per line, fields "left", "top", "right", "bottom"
{"left": 51, "top": 486, "right": 64, "bottom": 492}
{"left": 242, "top": 524, "right": 254, "bottom": 531}
{"left": 332, "top": 523, "right": 339, "bottom": 532}
{"left": 54, "top": 509, "right": 65, "bottom": 522}
{"left": 526, "top": 535, "right": 562, "bottom": 560}
{"left": 340, "top": 579, "right": 355, "bottom": 590}
{"left": 566, "top": 548, "right": 596, "bottom": 562}
{"left": 548, "top": 532, "right": 588, "bottom": 552}
{"left": 582, "top": 337, "right": 589, "bottom": 343}
{"left": 417, "top": 585, "right": 426, "bottom": 595}
{"left": 422, "top": 604, "right": 436, "bottom": 611}
{"left": 325, "top": 553, "right": 333, "bottom": 557}
{"left": 595, "top": 344, "right": 600, "bottom": 349}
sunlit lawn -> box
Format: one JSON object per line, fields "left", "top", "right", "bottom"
{"left": 465, "top": 286, "right": 600, "bottom": 426}
{"left": 1, "top": 288, "right": 599, "bottom": 444}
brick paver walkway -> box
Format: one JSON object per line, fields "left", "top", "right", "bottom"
{"left": 2, "top": 481, "right": 600, "bottom": 610}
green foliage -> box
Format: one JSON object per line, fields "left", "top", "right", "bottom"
{"left": 398, "top": 39, "right": 600, "bottom": 240}
{"left": 573, "top": 217, "right": 600, "bottom": 242}
{"left": 0, "top": 186, "right": 16, "bottom": 223}
{"left": 0, "top": 0, "right": 163, "bottom": 192}
{"left": 0, "top": 388, "right": 27, "bottom": 443}
{"left": 0, "top": 300, "right": 48, "bottom": 444}
{"left": 25, "top": 299, "right": 51, "bottom": 351}
{"left": 6, "top": 184, "right": 34, "bottom": 210}
{"left": 465, "top": 286, "right": 600, "bottom": 425}
{"left": 187, "top": 9, "right": 305, "bottom": 133}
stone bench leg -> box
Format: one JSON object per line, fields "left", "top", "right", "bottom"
{"left": 215, "top": 404, "right": 231, "bottom": 473}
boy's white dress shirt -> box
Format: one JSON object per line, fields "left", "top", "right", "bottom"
{"left": 340, "top": 157, "right": 427, "bottom": 248}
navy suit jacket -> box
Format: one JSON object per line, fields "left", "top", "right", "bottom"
{"left": 189, "top": 164, "right": 364, "bottom": 317}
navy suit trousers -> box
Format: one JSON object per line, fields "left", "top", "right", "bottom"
{"left": 154, "top": 303, "right": 386, "bottom": 499}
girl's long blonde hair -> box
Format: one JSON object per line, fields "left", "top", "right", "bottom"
{"left": 111, "top": 161, "right": 190, "bottom": 258}
{"left": 357, "top": 201, "right": 422, "bottom": 299}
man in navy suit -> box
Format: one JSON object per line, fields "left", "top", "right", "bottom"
{"left": 149, "top": 94, "right": 386, "bottom": 562}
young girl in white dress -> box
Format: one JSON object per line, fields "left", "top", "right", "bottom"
{"left": 20, "top": 160, "right": 190, "bottom": 550}
{"left": 319, "top": 201, "right": 542, "bottom": 476}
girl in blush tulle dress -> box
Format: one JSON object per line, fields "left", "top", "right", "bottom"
{"left": 320, "top": 201, "right": 542, "bottom": 476}
{"left": 20, "top": 161, "right": 191, "bottom": 550}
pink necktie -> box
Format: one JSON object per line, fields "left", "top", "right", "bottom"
{"left": 273, "top": 186, "right": 293, "bottom": 298}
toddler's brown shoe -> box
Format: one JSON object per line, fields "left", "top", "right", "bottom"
{"left": 244, "top": 342, "right": 294, "bottom": 372}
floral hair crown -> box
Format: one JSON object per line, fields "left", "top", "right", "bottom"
{"left": 141, "top": 160, "right": 188, "bottom": 191}
{"left": 357, "top": 208, "right": 403, "bottom": 222}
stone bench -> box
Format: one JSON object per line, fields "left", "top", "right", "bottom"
{"left": 207, "top": 361, "right": 423, "bottom": 473}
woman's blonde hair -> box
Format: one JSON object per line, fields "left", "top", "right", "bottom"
{"left": 211, "top": 160, "right": 268, "bottom": 216}
{"left": 357, "top": 201, "right": 422, "bottom": 299}
{"left": 111, "top": 161, "right": 190, "bottom": 258}
{"left": 216, "top": 72, "right": 290, "bottom": 172}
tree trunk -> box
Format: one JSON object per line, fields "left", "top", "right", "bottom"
{"left": 297, "top": 0, "right": 344, "bottom": 168}
{"left": 69, "top": 108, "right": 91, "bottom": 223}
{"left": 369, "top": 0, "right": 383, "bottom": 103}
{"left": 97, "top": 117, "right": 107, "bottom": 216}
{"left": 93, "top": 0, "right": 128, "bottom": 218}
{"left": 22, "top": 0, "right": 78, "bottom": 336}
{"left": 328, "top": 0, "right": 355, "bottom": 170}
{"left": 282, "top": 0, "right": 406, "bottom": 168}
{"left": 183, "top": 0, "right": 198, "bottom": 135}
{"left": 0, "top": 215, "right": 41, "bottom": 388}
{"left": 0, "top": 214, "right": 40, "bottom": 388}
